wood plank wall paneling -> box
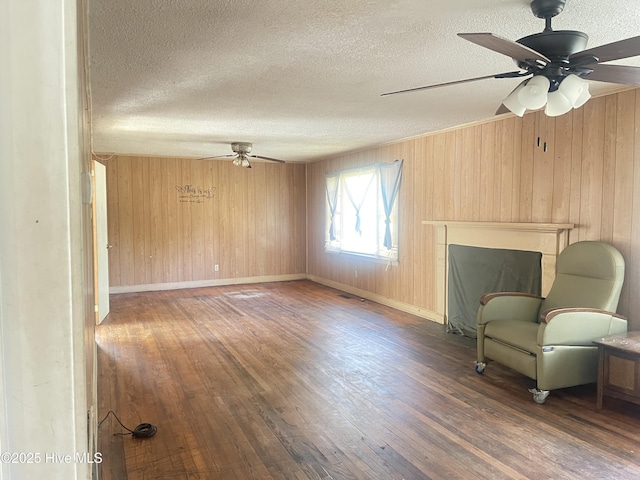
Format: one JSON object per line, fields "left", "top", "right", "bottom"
{"left": 103, "top": 88, "right": 640, "bottom": 331}
{"left": 307, "top": 89, "right": 640, "bottom": 330}
{"left": 105, "top": 157, "right": 306, "bottom": 287}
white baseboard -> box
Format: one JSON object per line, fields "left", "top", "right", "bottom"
{"left": 109, "top": 274, "right": 307, "bottom": 294}
{"left": 306, "top": 275, "right": 444, "bottom": 324}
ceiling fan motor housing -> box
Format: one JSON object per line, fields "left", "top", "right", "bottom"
{"left": 517, "top": 30, "right": 588, "bottom": 60}
{"left": 521, "top": 0, "right": 588, "bottom": 60}
{"left": 516, "top": 30, "right": 589, "bottom": 91}
{"left": 530, "top": 0, "right": 566, "bottom": 20}
{"left": 231, "top": 142, "right": 252, "bottom": 154}
{"left": 516, "top": 1, "right": 590, "bottom": 91}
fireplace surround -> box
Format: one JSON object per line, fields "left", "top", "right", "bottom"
{"left": 422, "top": 221, "right": 574, "bottom": 324}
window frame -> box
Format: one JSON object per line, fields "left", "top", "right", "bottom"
{"left": 324, "top": 162, "right": 401, "bottom": 263}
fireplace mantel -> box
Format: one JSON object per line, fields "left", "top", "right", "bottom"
{"left": 422, "top": 221, "right": 574, "bottom": 323}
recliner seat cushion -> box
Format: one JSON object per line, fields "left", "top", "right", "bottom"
{"left": 484, "top": 320, "right": 539, "bottom": 354}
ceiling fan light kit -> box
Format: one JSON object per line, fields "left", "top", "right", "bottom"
{"left": 517, "top": 75, "right": 551, "bottom": 110}
{"left": 503, "top": 73, "right": 590, "bottom": 117}
{"left": 545, "top": 88, "right": 574, "bottom": 116}
{"left": 232, "top": 154, "right": 252, "bottom": 168}
{"left": 383, "top": 0, "right": 640, "bottom": 118}
{"left": 502, "top": 86, "right": 527, "bottom": 116}
{"left": 232, "top": 143, "right": 254, "bottom": 169}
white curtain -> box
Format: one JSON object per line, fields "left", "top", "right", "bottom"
{"left": 325, "top": 172, "right": 340, "bottom": 240}
{"left": 344, "top": 170, "right": 375, "bottom": 235}
{"left": 378, "top": 160, "right": 403, "bottom": 249}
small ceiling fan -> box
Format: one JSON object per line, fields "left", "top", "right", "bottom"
{"left": 382, "top": 0, "right": 640, "bottom": 117}
{"left": 200, "top": 142, "right": 285, "bottom": 168}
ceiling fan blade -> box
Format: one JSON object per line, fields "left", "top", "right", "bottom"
{"left": 567, "top": 54, "right": 599, "bottom": 69}
{"left": 458, "top": 33, "right": 550, "bottom": 63}
{"left": 495, "top": 104, "right": 511, "bottom": 115}
{"left": 198, "top": 154, "right": 236, "bottom": 161}
{"left": 584, "top": 63, "right": 640, "bottom": 86}
{"left": 570, "top": 35, "right": 640, "bottom": 64}
{"left": 381, "top": 71, "right": 527, "bottom": 96}
{"left": 493, "top": 80, "right": 528, "bottom": 116}
{"left": 249, "top": 155, "right": 286, "bottom": 163}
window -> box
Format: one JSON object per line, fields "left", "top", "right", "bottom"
{"left": 325, "top": 160, "right": 402, "bottom": 261}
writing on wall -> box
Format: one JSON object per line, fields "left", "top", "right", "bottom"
{"left": 175, "top": 184, "right": 216, "bottom": 203}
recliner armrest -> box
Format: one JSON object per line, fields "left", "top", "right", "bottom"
{"left": 477, "top": 292, "right": 544, "bottom": 326}
{"left": 538, "top": 308, "right": 628, "bottom": 346}
{"left": 542, "top": 308, "right": 627, "bottom": 324}
{"left": 480, "top": 292, "right": 544, "bottom": 306}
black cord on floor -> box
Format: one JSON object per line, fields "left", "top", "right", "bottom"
{"left": 98, "top": 410, "right": 157, "bottom": 439}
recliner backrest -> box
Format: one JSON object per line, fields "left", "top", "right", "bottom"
{"left": 539, "top": 241, "right": 625, "bottom": 320}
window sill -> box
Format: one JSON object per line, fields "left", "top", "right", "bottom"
{"left": 324, "top": 248, "right": 398, "bottom": 266}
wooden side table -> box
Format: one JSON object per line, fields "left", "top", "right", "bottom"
{"left": 593, "top": 331, "right": 640, "bottom": 409}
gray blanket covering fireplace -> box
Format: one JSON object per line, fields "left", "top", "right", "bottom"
{"left": 447, "top": 244, "right": 542, "bottom": 337}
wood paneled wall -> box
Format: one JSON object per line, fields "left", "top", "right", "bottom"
{"left": 104, "top": 89, "right": 640, "bottom": 330}
{"left": 104, "top": 157, "right": 306, "bottom": 288}
{"left": 307, "top": 90, "right": 640, "bottom": 330}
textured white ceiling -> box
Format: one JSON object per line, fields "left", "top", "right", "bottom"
{"left": 88, "top": 0, "right": 640, "bottom": 162}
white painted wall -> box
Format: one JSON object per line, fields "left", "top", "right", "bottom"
{"left": 0, "top": 0, "right": 90, "bottom": 479}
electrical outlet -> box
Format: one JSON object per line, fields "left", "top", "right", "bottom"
{"left": 354, "top": 270, "right": 358, "bottom": 278}
{"left": 214, "top": 264, "right": 219, "bottom": 272}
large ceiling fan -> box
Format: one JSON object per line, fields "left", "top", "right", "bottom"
{"left": 383, "top": 0, "right": 640, "bottom": 117}
{"left": 201, "top": 142, "right": 285, "bottom": 168}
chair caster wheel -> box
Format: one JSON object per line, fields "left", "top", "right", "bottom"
{"left": 474, "top": 362, "right": 486, "bottom": 374}
{"left": 528, "top": 388, "right": 550, "bottom": 404}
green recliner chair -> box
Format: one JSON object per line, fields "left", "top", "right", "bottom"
{"left": 475, "top": 241, "right": 627, "bottom": 404}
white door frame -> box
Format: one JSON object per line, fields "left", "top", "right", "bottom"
{"left": 93, "top": 160, "right": 110, "bottom": 323}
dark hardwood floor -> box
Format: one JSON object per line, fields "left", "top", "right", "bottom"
{"left": 96, "top": 280, "right": 640, "bottom": 479}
